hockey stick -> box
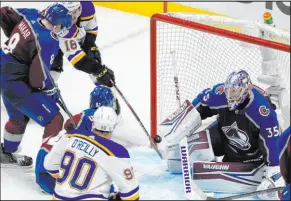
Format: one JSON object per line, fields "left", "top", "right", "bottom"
{"left": 113, "top": 84, "right": 163, "bottom": 160}
{"left": 170, "top": 51, "right": 182, "bottom": 107}
{"left": 41, "top": 62, "right": 77, "bottom": 129}
{"left": 170, "top": 50, "right": 209, "bottom": 200}
{"left": 212, "top": 186, "right": 285, "bottom": 200}
{"left": 179, "top": 137, "right": 209, "bottom": 200}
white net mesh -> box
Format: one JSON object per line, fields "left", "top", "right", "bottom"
{"left": 154, "top": 13, "right": 290, "bottom": 130}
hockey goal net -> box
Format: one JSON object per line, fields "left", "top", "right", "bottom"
{"left": 150, "top": 13, "right": 290, "bottom": 140}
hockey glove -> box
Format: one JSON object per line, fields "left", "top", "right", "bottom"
{"left": 94, "top": 65, "right": 115, "bottom": 88}
{"left": 88, "top": 46, "right": 102, "bottom": 64}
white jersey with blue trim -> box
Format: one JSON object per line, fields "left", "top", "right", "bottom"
{"left": 79, "top": 1, "right": 98, "bottom": 36}
{"left": 192, "top": 83, "right": 281, "bottom": 166}
{"left": 56, "top": 1, "right": 98, "bottom": 67}
{"left": 44, "top": 129, "right": 139, "bottom": 200}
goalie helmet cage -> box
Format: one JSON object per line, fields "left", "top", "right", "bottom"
{"left": 150, "top": 13, "right": 290, "bottom": 140}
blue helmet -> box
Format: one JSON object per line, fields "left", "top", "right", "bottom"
{"left": 43, "top": 3, "right": 72, "bottom": 29}
{"left": 90, "top": 86, "right": 115, "bottom": 109}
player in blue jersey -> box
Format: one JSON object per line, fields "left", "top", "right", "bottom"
{"left": 0, "top": 4, "right": 73, "bottom": 167}
{"left": 0, "top": 3, "right": 115, "bottom": 169}
{"left": 63, "top": 85, "right": 120, "bottom": 132}
{"left": 162, "top": 70, "right": 285, "bottom": 199}
{"left": 35, "top": 85, "right": 120, "bottom": 194}
{"left": 277, "top": 127, "right": 290, "bottom": 200}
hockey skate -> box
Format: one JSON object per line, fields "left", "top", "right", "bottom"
{"left": 0, "top": 144, "right": 33, "bottom": 168}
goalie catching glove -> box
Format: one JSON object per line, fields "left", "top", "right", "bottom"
{"left": 160, "top": 100, "right": 202, "bottom": 143}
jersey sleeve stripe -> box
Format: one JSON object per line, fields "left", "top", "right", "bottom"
{"left": 86, "top": 26, "right": 98, "bottom": 35}
{"left": 66, "top": 134, "right": 115, "bottom": 156}
{"left": 88, "top": 26, "right": 98, "bottom": 31}
{"left": 70, "top": 51, "right": 86, "bottom": 65}
{"left": 120, "top": 193, "right": 139, "bottom": 200}
{"left": 72, "top": 28, "right": 79, "bottom": 38}
{"left": 46, "top": 169, "right": 59, "bottom": 175}
{"left": 49, "top": 173, "right": 59, "bottom": 179}
{"left": 47, "top": 170, "right": 59, "bottom": 178}
{"left": 67, "top": 50, "right": 82, "bottom": 61}
{"left": 80, "top": 14, "right": 94, "bottom": 21}
{"left": 119, "top": 186, "right": 139, "bottom": 200}
{"left": 63, "top": 25, "right": 79, "bottom": 39}
{"left": 86, "top": 30, "right": 98, "bottom": 35}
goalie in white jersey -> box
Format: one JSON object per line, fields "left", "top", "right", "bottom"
{"left": 44, "top": 106, "right": 139, "bottom": 200}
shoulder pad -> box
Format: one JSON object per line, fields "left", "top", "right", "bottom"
{"left": 196, "top": 83, "right": 228, "bottom": 108}
{"left": 245, "top": 88, "right": 276, "bottom": 128}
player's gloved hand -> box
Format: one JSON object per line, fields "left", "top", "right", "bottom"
{"left": 257, "top": 165, "right": 285, "bottom": 200}
{"left": 88, "top": 46, "right": 102, "bottom": 64}
{"left": 94, "top": 65, "right": 115, "bottom": 88}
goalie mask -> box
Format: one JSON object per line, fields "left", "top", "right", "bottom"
{"left": 224, "top": 70, "right": 252, "bottom": 111}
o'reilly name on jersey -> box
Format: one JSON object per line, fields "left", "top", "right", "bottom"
{"left": 202, "top": 164, "right": 230, "bottom": 170}
{"left": 71, "top": 138, "right": 99, "bottom": 157}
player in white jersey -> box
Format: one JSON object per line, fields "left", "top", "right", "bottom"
{"left": 44, "top": 106, "right": 139, "bottom": 200}
{"left": 44, "top": 2, "right": 105, "bottom": 86}
{"left": 34, "top": 2, "right": 115, "bottom": 193}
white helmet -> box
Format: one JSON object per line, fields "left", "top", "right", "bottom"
{"left": 92, "top": 106, "right": 118, "bottom": 132}
{"left": 59, "top": 2, "right": 81, "bottom": 13}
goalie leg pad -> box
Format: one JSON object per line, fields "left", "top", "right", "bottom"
{"left": 167, "top": 129, "right": 216, "bottom": 174}
{"left": 193, "top": 161, "right": 265, "bottom": 193}
{"left": 160, "top": 100, "right": 202, "bottom": 143}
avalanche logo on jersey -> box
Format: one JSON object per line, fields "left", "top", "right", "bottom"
{"left": 222, "top": 122, "right": 251, "bottom": 150}
{"left": 215, "top": 85, "right": 225, "bottom": 95}
{"left": 259, "top": 105, "right": 270, "bottom": 116}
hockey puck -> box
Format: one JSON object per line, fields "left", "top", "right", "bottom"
{"left": 154, "top": 135, "right": 162, "bottom": 143}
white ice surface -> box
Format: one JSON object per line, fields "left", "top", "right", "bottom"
{"left": 1, "top": 3, "right": 259, "bottom": 200}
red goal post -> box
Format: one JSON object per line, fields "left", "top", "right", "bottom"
{"left": 150, "top": 13, "right": 290, "bottom": 140}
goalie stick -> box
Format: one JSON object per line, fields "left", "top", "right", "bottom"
{"left": 170, "top": 50, "right": 182, "bottom": 107}
{"left": 180, "top": 137, "right": 209, "bottom": 200}
{"left": 208, "top": 186, "right": 285, "bottom": 200}
{"left": 170, "top": 50, "right": 209, "bottom": 200}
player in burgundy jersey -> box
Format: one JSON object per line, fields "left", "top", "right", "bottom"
{"left": 0, "top": 4, "right": 73, "bottom": 167}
